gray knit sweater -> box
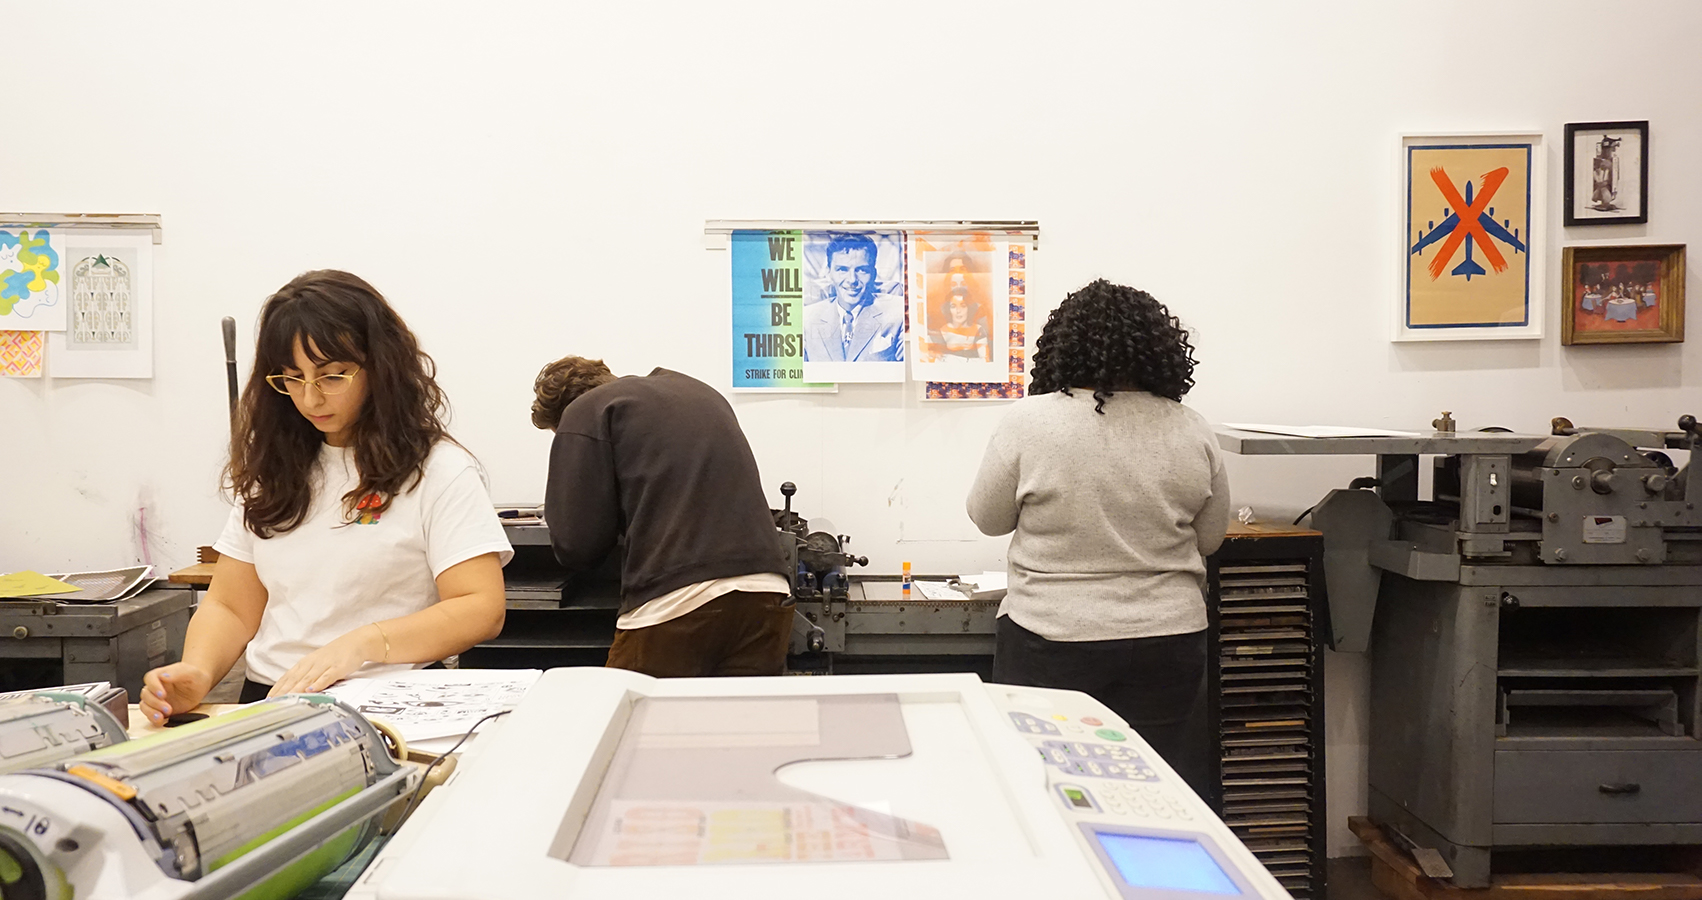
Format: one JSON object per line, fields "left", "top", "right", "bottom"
{"left": 966, "top": 390, "right": 1231, "bottom": 642}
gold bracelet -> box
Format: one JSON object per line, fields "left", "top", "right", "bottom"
{"left": 372, "top": 622, "right": 391, "bottom": 663}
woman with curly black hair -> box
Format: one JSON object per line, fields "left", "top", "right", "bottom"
{"left": 140, "top": 271, "right": 512, "bottom": 723}
{"left": 967, "top": 279, "right": 1230, "bottom": 798}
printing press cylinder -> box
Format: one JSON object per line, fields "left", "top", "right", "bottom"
{"left": 0, "top": 695, "right": 408, "bottom": 900}
{"left": 1496, "top": 433, "right": 1693, "bottom": 565}
{"left": 0, "top": 694, "right": 128, "bottom": 776}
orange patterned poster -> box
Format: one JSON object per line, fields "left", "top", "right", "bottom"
{"left": 0, "top": 330, "right": 44, "bottom": 377}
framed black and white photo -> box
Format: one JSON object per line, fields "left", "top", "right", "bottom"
{"left": 1564, "top": 120, "right": 1648, "bottom": 226}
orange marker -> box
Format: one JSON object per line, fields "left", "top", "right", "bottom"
{"left": 902, "top": 562, "right": 912, "bottom": 601}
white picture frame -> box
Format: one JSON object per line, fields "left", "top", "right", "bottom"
{"left": 1396, "top": 132, "right": 1546, "bottom": 341}
{"left": 47, "top": 231, "right": 154, "bottom": 378}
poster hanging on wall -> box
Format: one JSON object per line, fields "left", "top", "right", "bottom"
{"left": 728, "top": 226, "right": 1030, "bottom": 398}
{"left": 48, "top": 231, "right": 154, "bottom": 378}
{"left": 0, "top": 330, "right": 45, "bottom": 377}
{"left": 799, "top": 231, "right": 907, "bottom": 383}
{"left": 731, "top": 229, "right": 821, "bottom": 391}
{"left": 924, "top": 241, "right": 1026, "bottom": 400}
{"left": 1399, "top": 133, "right": 1545, "bottom": 341}
{"left": 0, "top": 229, "right": 66, "bottom": 332}
{"left": 910, "top": 234, "right": 1015, "bottom": 385}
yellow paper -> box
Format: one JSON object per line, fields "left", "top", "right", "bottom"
{"left": 0, "top": 570, "right": 80, "bottom": 597}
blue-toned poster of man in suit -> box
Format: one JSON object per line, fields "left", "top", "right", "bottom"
{"left": 801, "top": 232, "right": 906, "bottom": 380}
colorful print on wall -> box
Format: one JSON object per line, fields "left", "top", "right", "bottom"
{"left": 0, "top": 330, "right": 45, "bottom": 377}
{"left": 1400, "top": 134, "right": 1545, "bottom": 341}
{"left": 1560, "top": 244, "right": 1685, "bottom": 345}
{"left": 728, "top": 228, "right": 1028, "bottom": 397}
{"left": 0, "top": 229, "right": 67, "bottom": 332}
{"left": 799, "top": 231, "right": 907, "bottom": 384}
{"left": 732, "top": 230, "right": 812, "bottom": 391}
{"left": 925, "top": 241, "right": 1026, "bottom": 400}
{"left": 909, "top": 234, "right": 1010, "bottom": 384}
{"left": 48, "top": 232, "right": 154, "bottom": 378}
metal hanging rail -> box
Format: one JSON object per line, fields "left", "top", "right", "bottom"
{"left": 0, "top": 213, "right": 163, "bottom": 244}
{"left": 704, "top": 219, "right": 1039, "bottom": 249}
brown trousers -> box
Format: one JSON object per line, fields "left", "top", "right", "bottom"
{"left": 605, "top": 590, "right": 792, "bottom": 677}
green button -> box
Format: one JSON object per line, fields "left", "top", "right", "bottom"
{"left": 1095, "top": 728, "right": 1126, "bottom": 742}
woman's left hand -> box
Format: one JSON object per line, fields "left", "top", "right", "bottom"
{"left": 268, "top": 625, "right": 380, "bottom": 697}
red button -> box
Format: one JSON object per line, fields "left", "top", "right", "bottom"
{"left": 1081, "top": 717, "right": 1102, "bottom": 726}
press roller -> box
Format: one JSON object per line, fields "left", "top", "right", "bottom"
{"left": 0, "top": 695, "right": 415, "bottom": 900}
{"left": 0, "top": 693, "right": 129, "bottom": 776}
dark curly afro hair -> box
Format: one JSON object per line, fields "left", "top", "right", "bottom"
{"left": 1029, "top": 279, "right": 1197, "bottom": 412}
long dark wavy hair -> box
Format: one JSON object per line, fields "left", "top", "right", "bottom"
{"left": 227, "top": 270, "right": 451, "bottom": 537}
{"left": 1029, "top": 279, "right": 1198, "bottom": 413}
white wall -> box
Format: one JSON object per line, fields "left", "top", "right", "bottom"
{"left": 4, "top": 0, "right": 1700, "bottom": 856}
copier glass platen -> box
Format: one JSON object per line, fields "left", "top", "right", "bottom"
{"left": 360, "top": 669, "right": 1291, "bottom": 900}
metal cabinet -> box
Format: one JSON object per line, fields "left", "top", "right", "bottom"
{"left": 1206, "top": 527, "right": 1329, "bottom": 900}
{"left": 0, "top": 587, "right": 191, "bottom": 701}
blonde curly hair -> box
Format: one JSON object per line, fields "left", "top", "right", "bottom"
{"left": 531, "top": 356, "right": 617, "bottom": 430}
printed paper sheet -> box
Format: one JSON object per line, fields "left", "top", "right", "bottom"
{"left": 325, "top": 668, "right": 541, "bottom": 742}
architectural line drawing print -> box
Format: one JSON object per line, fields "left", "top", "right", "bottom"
{"left": 1399, "top": 134, "right": 1545, "bottom": 341}
{"left": 68, "top": 252, "right": 135, "bottom": 349}
{"left": 48, "top": 232, "right": 154, "bottom": 378}
{"left": 0, "top": 229, "right": 66, "bottom": 331}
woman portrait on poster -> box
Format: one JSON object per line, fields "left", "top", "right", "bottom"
{"left": 140, "top": 270, "right": 512, "bottom": 723}
{"left": 929, "top": 287, "right": 991, "bottom": 362}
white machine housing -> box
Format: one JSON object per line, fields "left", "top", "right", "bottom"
{"left": 0, "top": 693, "right": 128, "bottom": 775}
{"left": 359, "top": 669, "right": 1292, "bottom": 900}
{"left": 0, "top": 694, "right": 415, "bottom": 900}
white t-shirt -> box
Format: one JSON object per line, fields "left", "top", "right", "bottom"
{"left": 616, "top": 572, "right": 791, "bottom": 630}
{"left": 215, "top": 441, "right": 514, "bottom": 685}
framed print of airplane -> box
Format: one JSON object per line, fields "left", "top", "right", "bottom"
{"left": 1398, "top": 132, "right": 1546, "bottom": 341}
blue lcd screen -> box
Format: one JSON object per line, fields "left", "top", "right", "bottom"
{"left": 1094, "top": 833, "right": 1241, "bottom": 895}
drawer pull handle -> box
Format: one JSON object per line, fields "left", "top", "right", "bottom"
{"left": 1598, "top": 783, "right": 1641, "bottom": 795}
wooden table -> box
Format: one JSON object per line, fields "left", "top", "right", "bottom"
{"left": 125, "top": 703, "right": 238, "bottom": 738}
{"left": 166, "top": 563, "right": 215, "bottom": 587}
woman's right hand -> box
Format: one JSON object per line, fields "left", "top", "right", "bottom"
{"left": 139, "top": 663, "right": 213, "bottom": 725}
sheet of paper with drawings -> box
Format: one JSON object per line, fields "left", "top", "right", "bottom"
{"left": 324, "top": 668, "right": 543, "bottom": 746}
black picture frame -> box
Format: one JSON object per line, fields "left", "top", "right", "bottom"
{"left": 1564, "top": 120, "right": 1649, "bottom": 226}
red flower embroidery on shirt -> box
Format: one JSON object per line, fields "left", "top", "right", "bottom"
{"left": 355, "top": 493, "right": 384, "bottom": 525}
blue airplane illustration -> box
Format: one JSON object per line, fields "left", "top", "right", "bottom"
{"left": 1410, "top": 179, "right": 1528, "bottom": 281}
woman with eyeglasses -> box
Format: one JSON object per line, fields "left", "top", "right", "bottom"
{"left": 139, "top": 270, "right": 511, "bottom": 724}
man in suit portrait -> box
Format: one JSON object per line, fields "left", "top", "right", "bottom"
{"left": 802, "top": 233, "right": 906, "bottom": 363}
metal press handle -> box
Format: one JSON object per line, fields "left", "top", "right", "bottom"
{"left": 1598, "top": 783, "right": 1641, "bottom": 795}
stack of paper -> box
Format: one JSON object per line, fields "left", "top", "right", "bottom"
{"left": 45, "top": 566, "right": 155, "bottom": 602}
{"left": 0, "top": 571, "right": 80, "bottom": 598}
{"left": 951, "top": 571, "right": 1007, "bottom": 601}
{"left": 909, "top": 572, "right": 1008, "bottom": 602}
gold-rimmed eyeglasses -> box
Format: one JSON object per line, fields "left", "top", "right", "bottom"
{"left": 265, "top": 367, "right": 362, "bottom": 397}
